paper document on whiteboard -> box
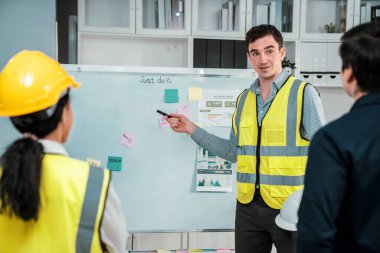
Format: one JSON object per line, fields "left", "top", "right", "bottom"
{"left": 196, "top": 146, "right": 233, "bottom": 192}
{"left": 197, "top": 90, "right": 241, "bottom": 127}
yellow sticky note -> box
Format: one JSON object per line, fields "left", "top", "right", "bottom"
{"left": 86, "top": 158, "right": 101, "bottom": 167}
{"left": 188, "top": 87, "right": 203, "bottom": 101}
{"left": 195, "top": 122, "right": 203, "bottom": 127}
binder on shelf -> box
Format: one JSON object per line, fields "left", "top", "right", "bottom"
{"left": 206, "top": 40, "right": 221, "bottom": 68}
{"left": 144, "top": 0, "right": 158, "bottom": 29}
{"left": 371, "top": 5, "right": 380, "bottom": 22}
{"left": 164, "top": 0, "right": 172, "bottom": 29}
{"left": 221, "top": 8, "right": 228, "bottom": 31}
{"left": 193, "top": 39, "right": 207, "bottom": 68}
{"left": 256, "top": 5, "right": 269, "bottom": 25}
{"left": 221, "top": 40, "right": 234, "bottom": 68}
{"left": 234, "top": 41, "right": 247, "bottom": 69}
{"left": 172, "top": 0, "right": 184, "bottom": 29}
{"left": 222, "top": 0, "right": 234, "bottom": 31}
{"left": 233, "top": 2, "right": 239, "bottom": 31}
{"left": 365, "top": 2, "right": 372, "bottom": 22}
{"left": 158, "top": 0, "right": 166, "bottom": 29}
{"left": 269, "top": 1, "right": 276, "bottom": 26}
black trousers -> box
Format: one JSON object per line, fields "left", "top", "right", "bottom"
{"left": 235, "top": 192, "right": 294, "bottom": 253}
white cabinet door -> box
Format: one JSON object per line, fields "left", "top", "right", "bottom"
{"left": 192, "top": 0, "right": 247, "bottom": 38}
{"left": 326, "top": 42, "right": 341, "bottom": 72}
{"left": 78, "top": 0, "right": 136, "bottom": 34}
{"left": 300, "top": 0, "right": 355, "bottom": 40}
{"left": 135, "top": 0, "right": 191, "bottom": 35}
{"left": 246, "top": 0, "right": 301, "bottom": 39}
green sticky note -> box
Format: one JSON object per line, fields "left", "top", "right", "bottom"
{"left": 164, "top": 89, "right": 179, "bottom": 103}
{"left": 107, "top": 156, "right": 122, "bottom": 171}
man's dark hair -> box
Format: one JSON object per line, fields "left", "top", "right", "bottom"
{"left": 245, "top": 24, "right": 284, "bottom": 52}
{"left": 340, "top": 22, "right": 380, "bottom": 93}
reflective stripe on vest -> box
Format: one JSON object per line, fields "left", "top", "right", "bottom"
{"left": 237, "top": 172, "right": 304, "bottom": 186}
{"left": 233, "top": 76, "right": 309, "bottom": 208}
{"left": 237, "top": 145, "right": 308, "bottom": 156}
{"left": 76, "top": 165, "right": 106, "bottom": 253}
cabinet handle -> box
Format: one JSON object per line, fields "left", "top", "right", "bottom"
{"left": 316, "top": 75, "right": 323, "bottom": 79}
{"left": 303, "top": 75, "right": 309, "bottom": 78}
{"left": 329, "top": 75, "right": 336, "bottom": 79}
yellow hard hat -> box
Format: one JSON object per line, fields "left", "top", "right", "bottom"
{"left": 0, "top": 50, "right": 80, "bottom": 117}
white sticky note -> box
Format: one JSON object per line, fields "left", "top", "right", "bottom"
{"left": 177, "top": 103, "right": 191, "bottom": 118}
{"left": 86, "top": 158, "right": 101, "bottom": 167}
{"left": 120, "top": 132, "right": 134, "bottom": 148}
{"left": 188, "top": 87, "right": 203, "bottom": 101}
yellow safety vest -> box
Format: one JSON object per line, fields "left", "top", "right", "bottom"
{"left": 0, "top": 154, "right": 110, "bottom": 253}
{"left": 232, "top": 76, "right": 309, "bottom": 209}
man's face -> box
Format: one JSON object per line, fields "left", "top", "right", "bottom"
{"left": 247, "top": 35, "right": 285, "bottom": 81}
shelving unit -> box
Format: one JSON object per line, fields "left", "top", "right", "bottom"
{"left": 77, "top": 0, "right": 380, "bottom": 86}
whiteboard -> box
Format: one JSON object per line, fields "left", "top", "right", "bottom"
{"left": 0, "top": 66, "right": 255, "bottom": 232}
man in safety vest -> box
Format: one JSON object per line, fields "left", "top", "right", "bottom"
{"left": 166, "top": 24, "right": 326, "bottom": 253}
{"left": 0, "top": 50, "right": 127, "bottom": 252}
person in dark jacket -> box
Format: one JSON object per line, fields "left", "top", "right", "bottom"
{"left": 297, "top": 22, "right": 380, "bottom": 253}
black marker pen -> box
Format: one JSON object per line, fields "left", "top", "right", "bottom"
{"left": 156, "top": 110, "right": 172, "bottom": 118}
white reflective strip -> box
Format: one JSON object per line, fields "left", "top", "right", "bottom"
{"left": 239, "top": 145, "right": 309, "bottom": 156}
{"left": 76, "top": 166, "right": 105, "bottom": 253}
{"left": 237, "top": 172, "right": 256, "bottom": 183}
{"left": 286, "top": 79, "right": 303, "bottom": 147}
{"left": 237, "top": 172, "right": 304, "bottom": 186}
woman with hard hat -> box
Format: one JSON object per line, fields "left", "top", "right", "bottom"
{"left": 0, "top": 50, "right": 127, "bottom": 253}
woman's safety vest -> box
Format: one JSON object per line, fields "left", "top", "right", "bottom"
{"left": 232, "top": 76, "right": 309, "bottom": 209}
{"left": 0, "top": 154, "right": 110, "bottom": 253}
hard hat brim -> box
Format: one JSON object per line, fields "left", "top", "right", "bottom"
{"left": 275, "top": 214, "right": 297, "bottom": 231}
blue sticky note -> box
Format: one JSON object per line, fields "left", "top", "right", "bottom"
{"left": 107, "top": 156, "right": 122, "bottom": 171}
{"left": 164, "top": 89, "right": 179, "bottom": 103}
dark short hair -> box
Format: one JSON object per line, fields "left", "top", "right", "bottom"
{"left": 340, "top": 22, "right": 380, "bottom": 93}
{"left": 245, "top": 24, "right": 284, "bottom": 52}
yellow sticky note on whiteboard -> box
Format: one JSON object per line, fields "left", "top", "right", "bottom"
{"left": 86, "top": 158, "right": 101, "bottom": 167}
{"left": 188, "top": 87, "right": 203, "bottom": 101}
{"left": 194, "top": 122, "right": 203, "bottom": 127}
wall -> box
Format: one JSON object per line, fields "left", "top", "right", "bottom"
{"left": 0, "top": 0, "right": 56, "bottom": 69}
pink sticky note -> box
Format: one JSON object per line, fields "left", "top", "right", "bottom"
{"left": 177, "top": 104, "right": 191, "bottom": 118}
{"left": 120, "top": 132, "right": 134, "bottom": 148}
{"left": 159, "top": 116, "right": 170, "bottom": 128}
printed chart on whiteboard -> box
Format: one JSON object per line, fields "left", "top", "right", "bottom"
{"left": 196, "top": 146, "right": 233, "bottom": 192}
{"left": 198, "top": 90, "right": 242, "bottom": 127}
